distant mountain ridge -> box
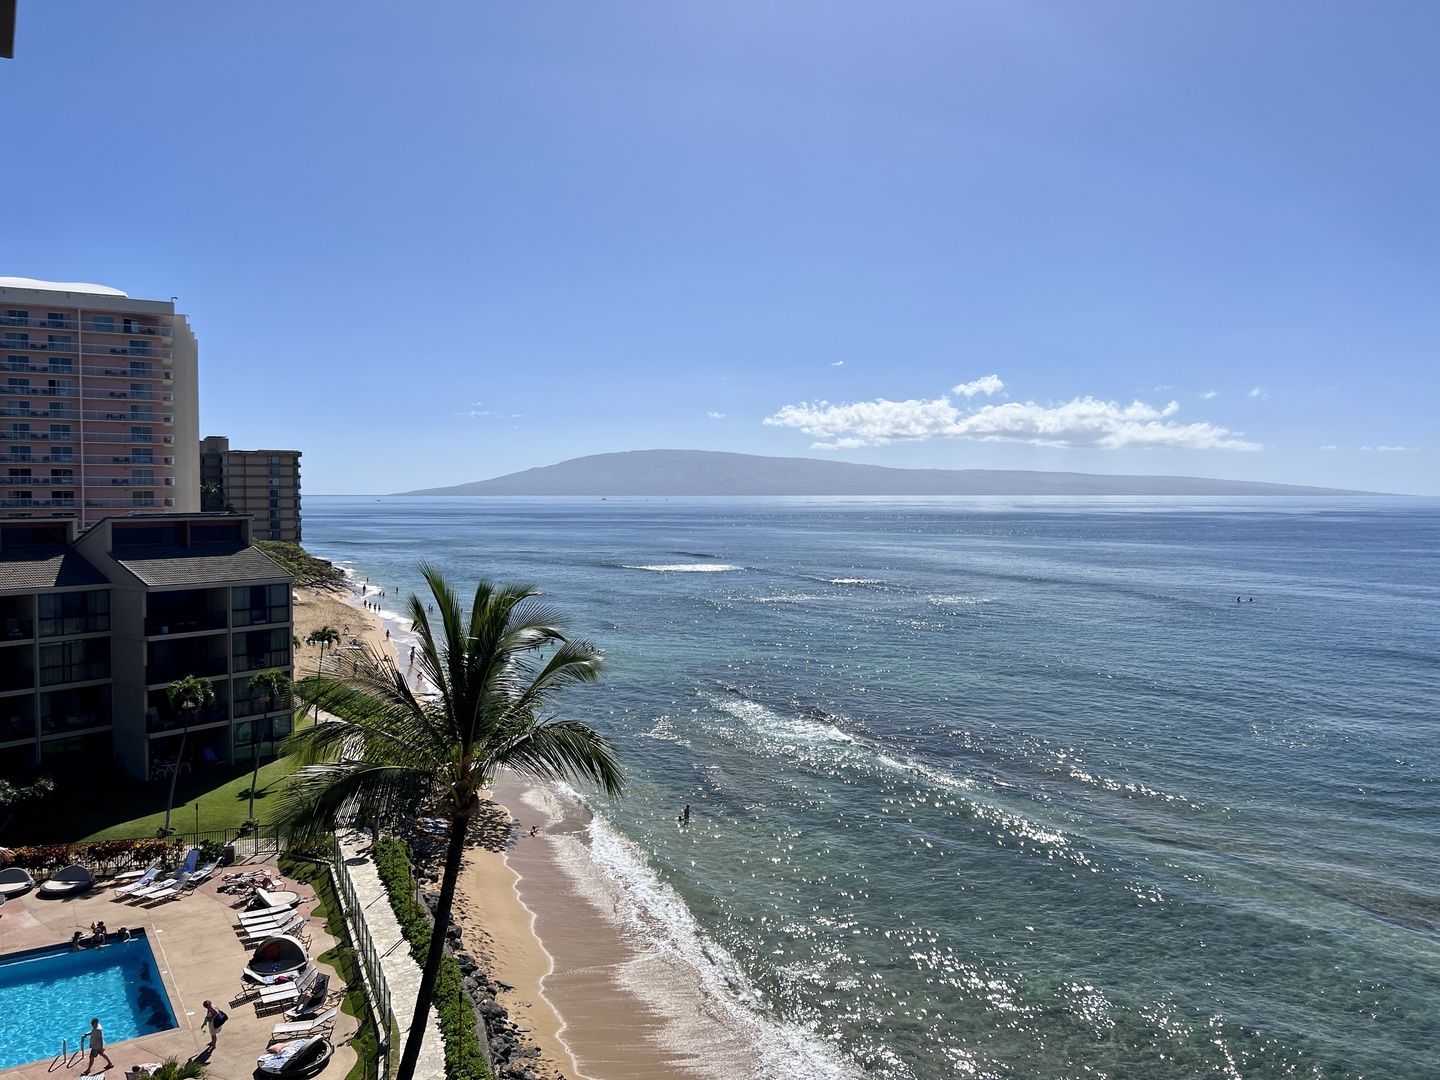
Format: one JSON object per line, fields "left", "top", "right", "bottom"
{"left": 396, "top": 450, "right": 1371, "bottom": 497}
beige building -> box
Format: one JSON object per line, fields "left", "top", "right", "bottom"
{"left": 0, "top": 512, "right": 293, "bottom": 782}
{"left": 200, "top": 436, "right": 302, "bottom": 542}
{"left": 0, "top": 276, "right": 200, "bottom": 529}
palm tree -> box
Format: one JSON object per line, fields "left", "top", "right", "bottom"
{"left": 243, "top": 669, "right": 292, "bottom": 823}
{"left": 148, "top": 1057, "right": 205, "bottom": 1079}
{"left": 161, "top": 675, "right": 216, "bottom": 836}
{"left": 306, "top": 625, "right": 340, "bottom": 677}
{"left": 277, "top": 564, "right": 623, "bottom": 1080}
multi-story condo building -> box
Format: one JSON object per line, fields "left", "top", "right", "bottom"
{"left": 0, "top": 512, "right": 293, "bottom": 782}
{"left": 0, "top": 277, "right": 200, "bottom": 528}
{"left": 200, "top": 436, "right": 303, "bottom": 542}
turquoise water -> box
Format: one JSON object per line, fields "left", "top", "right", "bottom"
{"left": 307, "top": 496, "right": 1440, "bottom": 1079}
{"left": 0, "top": 933, "right": 177, "bottom": 1068}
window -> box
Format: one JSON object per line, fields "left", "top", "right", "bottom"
{"left": 50, "top": 446, "right": 73, "bottom": 463}
{"left": 38, "top": 637, "right": 110, "bottom": 684}
{"left": 90, "top": 315, "right": 115, "bottom": 333}
{"left": 130, "top": 426, "right": 152, "bottom": 443}
{"left": 129, "top": 382, "right": 148, "bottom": 399}
{"left": 268, "top": 465, "right": 280, "bottom": 477}
{"left": 48, "top": 380, "right": 72, "bottom": 396}
{"left": 2, "top": 311, "right": 27, "bottom": 326}
{"left": 191, "top": 522, "right": 243, "bottom": 545}
{"left": 51, "top": 469, "right": 73, "bottom": 479}
{"left": 132, "top": 448, "right": 152, "bottom": 464}
{"left": 3, "top": 333, "right": 29, "bottom": 346}
{"left": 8, "top": 446, "right": 28, "bottom": 460}
{"left": 46, "top": 335, "right": 72, "bottom": 349}
{"left": 51, "top": 492, "right": 73, "bottom": 505}
{"left": 47, "top": 357, "right": 72, "bottom": 374}
{"left": 128, "top": 361, "right": 153, "bottom": 377}
{"left": 45, "top": 313, "right": 68, "bottom": 329}
{"left": 269, "top": 498, "right": 279, "bottom": 509}
{"left": 38, "top": 591, "right": 109, "bottom": 636}
{"left": 127, "top": 339, "right": 149, "bottom": 356}
{"left": 129, "top": 404, "right": 154, "bottom": 420}
{"left": 49, "top": 424, "right": 70, "bottom": 438}
{"left": 268, "top": 455, "right": 279, "bottom": 465}
{"left": 131, "top": 469, "right": 155, "bottom": 485}
{"left": 233, "top": 627, "right": 290, "bottom": 672}
{"left": 6, "top": 356, "right": 27, "bottom": 371}
{"left": 131, "top": 490, "right": 155, "bottom": 507}
{"left": 112, "top": 524, "right": 176, "bottom": 548}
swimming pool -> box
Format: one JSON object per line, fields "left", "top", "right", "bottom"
{"left": 0, "top": 931, "right": 178, "bottom": 1069}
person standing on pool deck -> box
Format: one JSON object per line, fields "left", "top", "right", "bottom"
{"left": 203, "top": 1000, "right": 228, "bottom": 1051}
{"left": 86, "top": 1018, "right": 114, "bottom": 1073}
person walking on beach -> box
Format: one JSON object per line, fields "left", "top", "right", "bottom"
{"left": 202, "top": 1000, "right": 227, "bottom": 1052}
{"left": 85, "top": 1018, "right": 114, "bottom": 1073}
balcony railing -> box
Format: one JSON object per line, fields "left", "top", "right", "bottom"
{"left": 76, "top": 433, "right": 174, "bottom": 444}
{"left": 81, "top": 388, "right": 172, "bottom": 402}
{"left": 1, "top": 618, "right": 34, "bottom": 639}
{"left": 81, "top": 343, "right": 172, "bottom": 359}
{"left": 39, "top": 661, "right": 110, "bottom": 687}
{"left": 40, "top": 711, "right": 111, "bottom": 735}
{"left": 1, "top": 339, "right": 76, "bottom": 353}
{"left": 0, "top": 408, "right": 79, "bottom": 420}
{"left": 81, "top": 365, "right": 170, "bottom": 380}
{"left": 146, "top": 657, "right": 227, "bottom": 683}
{"left": 82, "top": 321, "right": 172, "bottom": 337}
{"left": 0, "top": 476, "right": 75, "bottom": 487}
{"left": 84, "top": 497, "right": 175, "bottom": 508}
{"left": 83, "top": 455, "right": 172, "bottom": 466}
{"left": 233, "top": 650, "right": 291, "bottom": 674}
{"left": 89, "top": 476, "right": 174, "bottom": 487}
{"left": 0, "top": 497, "right": 75, "bottom": 508}
{"left": 146, "top": 703, "right": 227, "bottom": 732}
{"left": 3, "top": 362, "right": 77, "bottom": 376}
{"left": 145, "top": 611, "right": 228, "bottom": 636}
{"left": 0, "top": 384, "right": 77, "bottom": 397}
{"left": 1, "top": 316, "right": 77, "bottom": 330}
{"left": 84, "top": 410, "right": 171, "bottom": 423}
{"left": 0, "top": 715, "right": 36, "bottom": 741}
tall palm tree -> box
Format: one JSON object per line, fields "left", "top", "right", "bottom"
{"left": 161, "top": 675, "right": 216, "bottom": 835}
{"left": 277, "top": 564, "right": 623, "bottom": 1080}
{"left": 243, "top": 669, "right": 292, "bottom": 823}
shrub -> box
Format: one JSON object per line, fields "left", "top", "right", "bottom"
{"left": 373, "top": 838, "right": 491, "bottom": 1080}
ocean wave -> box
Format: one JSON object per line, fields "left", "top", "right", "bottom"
{"left": 828, "top": 578, "right": 885, "bottom": 585}
{"left": 625, "top": 563, "right": 744, "bottom": 573}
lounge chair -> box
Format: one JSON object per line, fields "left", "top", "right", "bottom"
{"left": 243, "top": 937, "right": 311, "bottom": 984}
{"left": 238, "top": 899, "right": 298, "bottom": 923}
{"left": 241, "top": 913, "right": 306, "bottom": 945}
{"left": 283, "top": 974, "right": 331, "bottom": 1019}
{"left": 270, "top": 1006, "right": 338, "bottom": 1040}
{"left": 0, "top": 866, "right": 35, "bottom": 897}
{"left": 38, "top": 864, "right": 95, "bottom": 897}
{"left": 137, "top": 870, "right": 192, "bottom": 905}
{"left": 186, "top": 860, "right": 220, "bottom": 888}
{"left": 256, "top": 1036, "right": 334, "bottom": 1078}
{"left": 257, "top": 963, "right": 320, "bottom": 1012}
{"left": 247, "top": 887, "right": 301, "bottom": 912}
{"left": 112, "top": 866, "right": 162, "bottom": 898}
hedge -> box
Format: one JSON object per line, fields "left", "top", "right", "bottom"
{"left": 373, "top": 837, "right": 491, "bottom": 1080}
{"left": 4, "top": 836, "right": 184, "bottom": 878}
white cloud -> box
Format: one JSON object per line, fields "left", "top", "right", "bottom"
{"left": 1248, "top": 386, "right": 1266, "bottom": 399}
{"left": 1200, "top": 390, "right": 1219, "bottom": 400}
{"left": 830, "top": 360, "right": 845, "bottom": 367}
{"left": 952, "top": 374, "right": 1004, "bottom": 397}
{"left": 1319, "top": 444, "right": 1338, "bottom": 450}
{"left": 765, "top": 380, "right": 1261, "bottom": 451}
{"left": 707, "top": 411, "right": 725, "bottom": 420}
{"left": 1361, "top": 445, "right": 1416, "bottom": 452}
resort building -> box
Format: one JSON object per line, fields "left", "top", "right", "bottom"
{"left": 0, "top": 277, "right": 200, "bottom": 529}
{"left": 200, "top": 435, "right": 303, "bottom": 541}
{"left": 0, "top": 512, "right": 294, "bottom": 783}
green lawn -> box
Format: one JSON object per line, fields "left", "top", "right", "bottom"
{"left": 5, "top": 754, "right": 305, "bottom": 845}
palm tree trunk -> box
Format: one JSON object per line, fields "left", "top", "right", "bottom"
{"left": 395, "top": 811, "right": 469, "bottom": 1080}
{"left": 162, "top": 713, "right": 190, "bottom": 834}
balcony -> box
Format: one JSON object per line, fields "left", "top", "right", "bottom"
{"left": 0, "top": 384, "right": 77, "bottom": 397}
{"left": 81, "top": 388, "right": 173, "bottom": 402}
{"left": 78, "top": 433, "right": 174, "bottom": 444}
{"left": 2, "top": 362, "right": 76, "bottom": 377}
{"left": 82, "top": 320, "right": 172, "bottom": 338}
{"left": 81, "top": 343, "right": 172, "bottom": 359}
{"left": 233, "top": 649, "right": 291, "bottom": 675}
{"left": 1, "top": 316, "right": 77, "bottom": 331}
{"left": 145, "top": 610, "right": 228, "bottom": 637}
{"left": 0, "top": 339, "right": 76, "bottom": 353}
{"left": 84, "top": 497, "right": 175, "bottom": 508}
{"left": 84, "top": 455, "right": 173, "bottom": 466}
{"left": 0, "top": 617, "right": 33, "bottom": 639}
{"left": 89, "top": 476, "right": 175, "bottom": 487}
{"left": 0, "top": 714, "right": 36, "bottom": 742}
{"left": 0, "top": 497, "right": 76, "bottom": 508}
{"left": 146, "top": 702, "right": 228, "bottom": 733}
{"left": 39, "top": 614, "right": 108, "bottom": 637}
{"left": 81, "top": 364, "right": 171, "bottom": 380}
{"left": 85, "top": 411, "right": 172, "bottom": 424}
{"left": 38, "top": 660, "right": 110, "bottom": 687}
{"left": 0, "top": 408, "right": 79, "bottom": 420}
{"left": 0, "top": 476, "right": 75, "bottom": 487}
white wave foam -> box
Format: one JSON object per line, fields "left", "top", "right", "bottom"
{"left": 539, "top": 788, "right": 860, "bottom": 1080}
{"left": 711, "top": 695, "right": 856, "bottom": 745}
{"left": 624, "top": 563, "right": 743, "bottom": 573}
{"left": 828, "top": 578, "right": 883, "bottom": 585}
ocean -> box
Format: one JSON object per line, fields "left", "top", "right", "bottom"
{"left": 304, "top": 496, "right": 1440, "bottom": 1079}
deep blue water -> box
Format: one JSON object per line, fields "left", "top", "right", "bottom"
{"left": 305, "top": 496, "right": 1440, "bottom": 1079}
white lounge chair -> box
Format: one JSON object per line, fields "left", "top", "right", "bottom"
{"left": 270, "top": 1006, "right": 338, "bottom": 1040}
{"left": 238, "top": 900, "right": 297, "bottom": 924}
{"left": 257, "top": 963, "right": 320, "bottom": 1011}
{"left": 241, "top": 914, "right": 307, "bottom": 945}
{"left": 112, "top": 866, "right": 162, "bottom": 898}
{"left": 186, "top": 860, "right": 220, "bottom": 888}
{"left": 38, "top": 864, "right": 95, "bottom": 896}
{"left": 137, "top": 870, "right": 192, "bottom": 905}
{"left": 0, "top": 866, "right": 35, "bottom": 897}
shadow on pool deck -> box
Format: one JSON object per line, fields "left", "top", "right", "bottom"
{"left": 0, "top": 857, "right": 358, "bottom": 1080}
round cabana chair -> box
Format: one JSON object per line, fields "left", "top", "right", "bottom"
{"left": 256, "top": 1036, "right": 335, "bottom": 1078}
{"left": 245, "top": 888, "right": 301, "bottom": 912}
{"left": 244, "top": 934, "right": 309, "bottom": 984}
{"left": 38, "top": 864, "right": 94, "bottom": 897}
{"left": 0, "top": 866, "right": 35, "bottom": 898}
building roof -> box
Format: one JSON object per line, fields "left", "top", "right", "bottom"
{"left": 0, "top": 276, "right": 128, "bottom": 298}
{"left": 110, "top": 543, "right": 290, "bottom": 588}
{"left": 0, "top": 546, "right": 109, "bottom": 591}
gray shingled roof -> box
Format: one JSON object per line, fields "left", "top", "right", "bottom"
{"left": 111, "top": 543, "right": 291, "bottom": 588}
{"left": 0, "top": 546, "right": 109, "bottom": 591}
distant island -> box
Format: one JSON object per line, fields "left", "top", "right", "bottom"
{"left": 395, "top": 450, "right": 1372, "bottom": 497}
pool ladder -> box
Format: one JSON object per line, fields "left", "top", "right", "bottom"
{"left": 52, "top": 1031, "right": 88, "bottom": 1069}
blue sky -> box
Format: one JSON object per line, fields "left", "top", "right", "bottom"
{"left": 2, "top": 2, "right": 1436, "bottom": 493}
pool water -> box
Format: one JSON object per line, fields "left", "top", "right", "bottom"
{"left": 0, "top": 932, "right": 178, "bottom": 1069}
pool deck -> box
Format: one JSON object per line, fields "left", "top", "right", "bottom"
{"left": 0, "top": 856, "right": 360, "bottom": 1080}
